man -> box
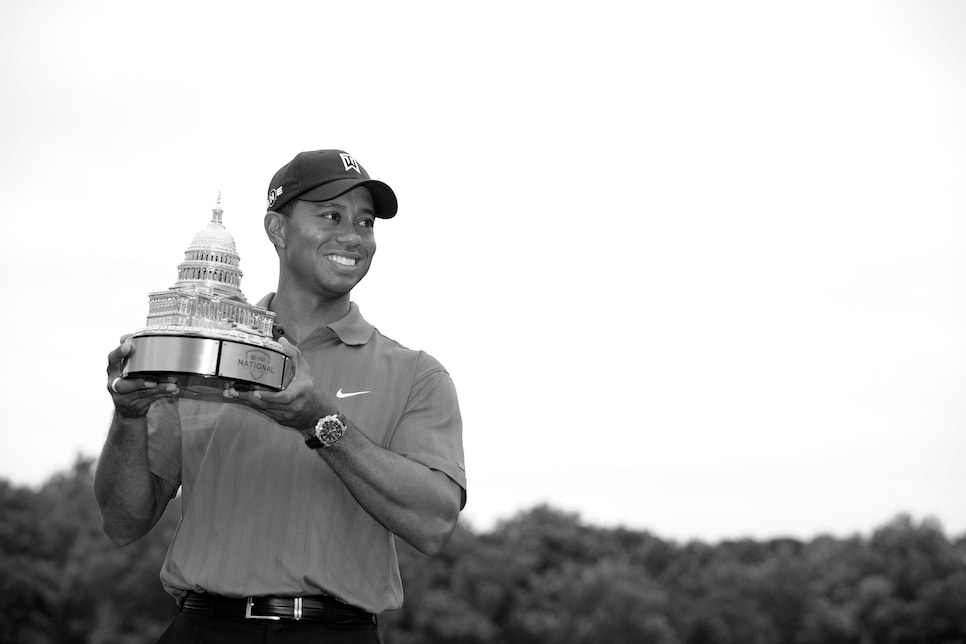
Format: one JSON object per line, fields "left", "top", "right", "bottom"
{"left": 95, "top": 150, "right": 467, "bottom": 643}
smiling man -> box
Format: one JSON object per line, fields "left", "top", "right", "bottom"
{"left": 96, "top": 150, "right": 466, "bottom": 643}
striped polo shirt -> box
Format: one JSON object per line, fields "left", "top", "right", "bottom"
{"left": 146, "top": 299, "right": 466, "bottom": 613}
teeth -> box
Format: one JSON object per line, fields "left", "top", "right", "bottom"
{"left": 326, "top": 254, "right": 358, "bottom": 267}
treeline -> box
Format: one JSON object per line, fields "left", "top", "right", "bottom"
{"left": 1, "top": 459, "right": 964, "bottom": 644}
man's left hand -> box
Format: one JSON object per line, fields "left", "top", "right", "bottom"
{"left": 224, "top": 337, "right": 335, "bottom": 435}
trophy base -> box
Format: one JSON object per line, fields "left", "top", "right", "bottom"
{"left": 122, "top": 330, "right": 292, "bottom": 395}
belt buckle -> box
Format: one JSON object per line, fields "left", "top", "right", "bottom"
{"left": 245, "top": 596, "right": 284, "bottom": 621}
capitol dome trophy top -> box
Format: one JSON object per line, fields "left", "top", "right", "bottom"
{"left": 121, "top": 194, "right": 292, "bottom": 398}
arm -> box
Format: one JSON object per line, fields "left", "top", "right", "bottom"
{"left": 93, "top": 339, "right": 180, "bottom": 546}
{"left": 227, "top": 338, "right": 462, "bottom": 555}
{"left": 316, "top": 427, "right": 462, "bottom": 555}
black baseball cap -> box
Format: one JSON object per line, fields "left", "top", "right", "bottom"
{"left": 266, "top": 150, "right": 398, "bottom": 218}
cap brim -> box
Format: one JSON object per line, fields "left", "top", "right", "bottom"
{"left": 298, "top": 179, "right": 398, "bottom": 218}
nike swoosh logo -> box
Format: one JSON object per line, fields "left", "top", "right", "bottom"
{"left": 336, "top": 388, "right": 371, "bottom": 399}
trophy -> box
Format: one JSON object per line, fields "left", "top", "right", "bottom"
{"left": 121, "top": 194, "right": 292, "bottom": 396}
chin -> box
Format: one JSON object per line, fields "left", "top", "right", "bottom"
{"left": 322, "top": 274, "right": 368, "bottom": 296}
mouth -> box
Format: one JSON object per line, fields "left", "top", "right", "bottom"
{"left": 325, "top": 253, "right": 360, "bottom": 269}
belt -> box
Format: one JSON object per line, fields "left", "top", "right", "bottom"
{"left": 180, "top": 591, "right": 377, "bottom": 625}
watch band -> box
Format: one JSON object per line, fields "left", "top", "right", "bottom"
{"left": 304, "top": 434, "right": 324, "bottom": 449}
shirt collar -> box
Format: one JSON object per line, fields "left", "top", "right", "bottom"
{"left": 327, "top": 302, "right": 375, "bottom": 345}
{"left": 256, "top": 293, "right": 374, "bottom": 346}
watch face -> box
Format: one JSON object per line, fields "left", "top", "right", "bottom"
{"left": 315, "top": 414, "right": 347, "bottom": 447}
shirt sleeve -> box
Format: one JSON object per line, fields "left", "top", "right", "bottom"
{"left": 388, "top": 353, "right": 467, "bottom": 507}
{"left": 146, "top": 396, "right": 183, "bottom": 490}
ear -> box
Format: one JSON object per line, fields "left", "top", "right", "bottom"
{"left": 264, "top": 211, "right": 287, "bottom": 250}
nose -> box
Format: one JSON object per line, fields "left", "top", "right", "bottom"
{"left": 336, "top": 227, "right": 362, "bottom": 247}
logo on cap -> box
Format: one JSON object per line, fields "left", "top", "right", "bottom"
{"left": 268, "top": 185, "right": 283, "bottom": 208}
{"left": 340, "top": 153, "right": 361, "bottom": 174}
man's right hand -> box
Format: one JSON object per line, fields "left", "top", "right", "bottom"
{"left": 106, "top": 336, "right": 179, "bottom": 419}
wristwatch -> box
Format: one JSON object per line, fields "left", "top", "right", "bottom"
{"left": 305, "top": 413, "right": 349, "bottom": 449}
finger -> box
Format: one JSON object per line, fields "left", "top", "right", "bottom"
{"left": 284, "top": 338, "right": 313, "bottom": 371}
{"left": 282, "top": 337, "right": 314, "bottom": 369}
{"left": 278, "top": 336, "right": 299, "bottom": 358}
{"left": 117, "top": 391, "right": 178, "bottom": 419}
{"left": 222, "top": 389, "right": 276, "bottom": 416}
{"left": 107, "top": 344, "right": 128, "bottom": 372}
{"left": 110, "top": 377, "right": 179, "bottom": 397}
{"left": 150, "top": 379, "right": 179, "bottom": 394}
{"left": 251, "top": 384, "right": 293, "bottom": 402}
{"left": 224, "top": 386, "right": 264, "bottom": 403}
{"left": 130, "top": 389, "right": 179, "bottom": 408}
{"left": 110, "top": 378, "right": 156, "bottom": 396}
{"left": 106, "top": 338, "right": 137, "bottom": 376}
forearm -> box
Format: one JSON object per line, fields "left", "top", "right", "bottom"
{"left": 93, "top": 412, "right": 166, "bottom": 545}
{"left": 318, "top": 426, "right": 461, "bottom": 555}
{"left": 224, "top": 341, "right": 463, "bottom": 554}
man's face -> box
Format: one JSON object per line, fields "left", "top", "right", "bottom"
{"left": 279, "top": 186, "right": 377, "bottom": 298}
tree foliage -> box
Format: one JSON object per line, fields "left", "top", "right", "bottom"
{"left": 0, "top": 458, "right": 179, "bottom": 643}
{"left": 1, "top": 461, "right": 964, "bottom": 643}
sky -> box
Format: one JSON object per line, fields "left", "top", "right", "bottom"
{"left": 1, "top": 0, "right": 964, "bottom": 543}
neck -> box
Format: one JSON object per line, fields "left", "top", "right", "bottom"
{"left": 270, "top": 282, "right": 351, "bottom": 342}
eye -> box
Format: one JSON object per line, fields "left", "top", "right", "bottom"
{"left": 357, "top": 217, "right": 376, "bottom": 229}
{"left": 321, "top": 211, "right": 342, "bottom": 223}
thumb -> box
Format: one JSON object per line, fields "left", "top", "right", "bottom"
{"left": 278, "top": 336, "right": 301, "bottom": 359}
{"left": 118, "top": 336, "right": 135, "bottom": 359}
{"left": 277, "top": 337, "right": 307, "bottom": 389}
